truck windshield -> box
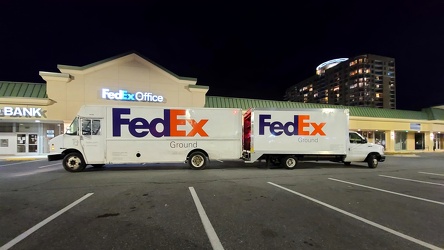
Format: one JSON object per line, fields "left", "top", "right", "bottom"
{"left": 65, "top": 117, "right": 79, "bottom": 135}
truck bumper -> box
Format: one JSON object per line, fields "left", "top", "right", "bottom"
{"left": 379, "top": 155, "right": 386, "bottom": 162}
{"left": 48, "top": 154, "right": 63, "bottom": 161}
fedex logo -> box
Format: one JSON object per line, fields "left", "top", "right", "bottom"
{"left": 259, "top": 114, "right": 326, "bottom": 136}
{"left": 102, "top": 89, "right": 164, "bottom": 103}
{"left": 112, "top": 108, "right": 208, "bottom": 138}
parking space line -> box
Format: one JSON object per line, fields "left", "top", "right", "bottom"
{"left": 38, "top": 163, "right": 61, "bottom": 169}
{"left": 188, "top": 187, "right": 224, "bottom": 250}
{"left": 0, "top": 193, "right": 94, "bottom": 250}
{"left": 379, "top": 175, "right": 444, "bottom": 186}
{"left": 419, "top": 172, "right": 444, "bottom": 177}
{"left": 268, "top": 182, "right": 442, "bottom": 250}
{"left": 329, "top": 178, "right": 444, "bottom": 206}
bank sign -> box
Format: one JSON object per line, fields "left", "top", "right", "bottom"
{"left": 102, "top": 88, "right": 164, "bottom": 103}
{"left": 0, "top": 107, "right": 43, "bottom": 118}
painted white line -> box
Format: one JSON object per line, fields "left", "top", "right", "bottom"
{"left": 419, "top": 172, "right": 444, "bottom": 177}
{"left": 0, "top": 193, "right": 94, "bottom": 250}
{"left": 268, "top": 182, "right": 442, "bottom": 250}
{"left": 379, "top": 175, "right": 444, "bottom": 186}
{"left": 38, "top": 163, "right": 61, "bottom": 169}
{"left": 329, "top": 178, "right": 444, "bottom": 206}
{"left": 189, "top": 187, "right": 224, "bottom": 250}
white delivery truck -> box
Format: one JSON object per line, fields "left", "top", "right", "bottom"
{"left": 242, "top": 108, "right": 385, "bottom": 169}
{"left": 48, "top": 105, "right": 243, "bottom": 172}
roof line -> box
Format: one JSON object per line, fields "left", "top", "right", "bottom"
{"left": 57, "top": 51, "right": 197, "bottom": 81}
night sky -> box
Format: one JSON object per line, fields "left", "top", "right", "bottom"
{"left": 1, "top": 1, "right": 443, "bottom": 111}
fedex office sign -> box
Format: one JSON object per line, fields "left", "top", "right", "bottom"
{"left": 259, "top": 114, "right": 326, "bottom": 136}
{"left": 113, "top": 108, "right": 208, "bottom": 138}
{"left": 102, "top": 89, "right": 164, "bottom": 103}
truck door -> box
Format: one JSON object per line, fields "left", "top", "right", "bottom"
{"left": 345, "top": 132, "right": 368, "bottom": 162}
{"left": 80, "top": 118, "right": 104, "bottom": 164}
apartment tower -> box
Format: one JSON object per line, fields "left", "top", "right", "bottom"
{"left": 284, "top": 54, "right": 396, "bottom": 109}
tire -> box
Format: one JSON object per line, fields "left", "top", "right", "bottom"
{"left": 367, "top": 154, "right": 378, "bottom": 168}
{"left": 92, "top": 164, "right": 105, "bottom": 168}
{"left": 344, "top": 162, "right": 351, "bottom": 166}
{"left": 281, "top": 155, "right": 298, "bottom": 170}
{"left": 63, "top": 152, "right": 86, "bottom": 172}
{"left": 188, "top": 151, "right": 207, "bottom": 170}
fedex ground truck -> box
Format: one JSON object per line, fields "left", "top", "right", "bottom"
{"left": 242, "top": 108, "right": 385, "bottom": 169}
{"left": 48, "top": 106, "right": 385, "bottom": 172}
{"left": 48, "top": 105, "right": 243, "bottom": 172}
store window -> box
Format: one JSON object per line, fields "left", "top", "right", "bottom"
{"left": 374, "top": 131, "right": 386, "bottom": 149}
{"left": 16, "top": 123, "right": 39, "bottom": 133}
{"left": 437, "top": 133, "right": 444, "bottom": 150}
{"left": 395, "top": 131, "right": 407, "bottom": 151}
{"left": 0, "top": 124, "right": 13, "bottom": 132}
{"left": 361, "top": 131, "right": 373, "bottom": 142}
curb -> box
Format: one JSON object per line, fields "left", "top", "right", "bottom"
{"left": 5, "top": 158, "right": 42, "bottom": 161}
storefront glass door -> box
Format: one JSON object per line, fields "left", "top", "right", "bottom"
{"left": 16, "top": 133, "right": 38, "bottom": 153}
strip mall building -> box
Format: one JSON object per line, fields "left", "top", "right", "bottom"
{"left": 0, "top": 52, "right": 443, "bottom": 156}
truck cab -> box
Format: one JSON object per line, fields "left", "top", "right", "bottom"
{"left": 344, "top": 131, "right": 385, "bottom": 168}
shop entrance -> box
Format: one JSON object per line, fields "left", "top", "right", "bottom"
{"left": 16, "top": 133, "right": 38, "bottom": 153}
{"left": 414, "top": 133, "right": 425, "bottom": 150}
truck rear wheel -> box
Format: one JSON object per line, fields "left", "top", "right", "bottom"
{"left": 367, "top": 155, "right": 378, "bottom": 168}
{"left": 63, "top": 152, "right": 86, "bottom": 172}
{"left": 188, "top": 151, "right": 207, "bottom": 170}
{"left": 281, "top": 155, "right": 298, "bottom": 169}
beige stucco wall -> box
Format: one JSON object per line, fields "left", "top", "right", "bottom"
{"left": 40, "top": 53, "right": 208, "bottom": 123}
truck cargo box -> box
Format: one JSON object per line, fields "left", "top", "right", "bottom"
{"left": 243, "top": 108, "right": 349, "bottom": 162}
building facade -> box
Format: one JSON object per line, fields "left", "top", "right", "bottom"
{"left": 0, "top": 52, "right": 442, "bottom": 156}
{"left": 0, "top": 52, "right": 208, "bottom": 156}
{"left": 284, "top": 54, "right": 396, "bottom": 109}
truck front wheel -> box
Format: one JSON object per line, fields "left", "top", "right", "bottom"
{"left": 281, "top": 155, "right": 298, "bottom": 169}
{"left": 63, "top": 152, "right": 86, "bottom": 172}
{"left": 188, "top": 152, "right": 207, "bottom": 170}
{"left": 367, "top": 155, "right": 378, "bottom": 168}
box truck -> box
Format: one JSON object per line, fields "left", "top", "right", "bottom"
{"left": 242, "top": 108, "right": 385, "bottom": 169}
{"left": 48, "top": 105, "right": 243, "bottom": 172}
{"left": 48, "top": 106, "right": 385, "bottom": 172}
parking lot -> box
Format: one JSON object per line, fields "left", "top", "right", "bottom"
{"left": 0, "top": 153, "right": 443, "bottom": 250}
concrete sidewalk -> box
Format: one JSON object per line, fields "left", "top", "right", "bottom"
{"left": 0, "top": 154, "right": 49, "bottom": 161}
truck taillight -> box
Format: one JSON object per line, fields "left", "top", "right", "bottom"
{"left": 51, "top": 144, "right": 54, "bottom": 151}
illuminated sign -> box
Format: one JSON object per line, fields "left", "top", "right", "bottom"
{"left": 0, "top": 107, "right": 43, "bottom": 118}
{"left": 102, "top": 89, "right": 164, "bottom": 103}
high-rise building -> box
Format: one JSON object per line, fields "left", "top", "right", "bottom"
{"left": 284, "top": 54, "right": 396, "bottom": 109}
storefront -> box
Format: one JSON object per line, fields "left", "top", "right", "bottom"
{"left": 0, "top": 52, "right": 209, "bottom": 156}
{"left": 0, "top": 104, "right": 64, "bottom": 155}
{"left": 1, "top": 52, "right": 443, "bottom": 155}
